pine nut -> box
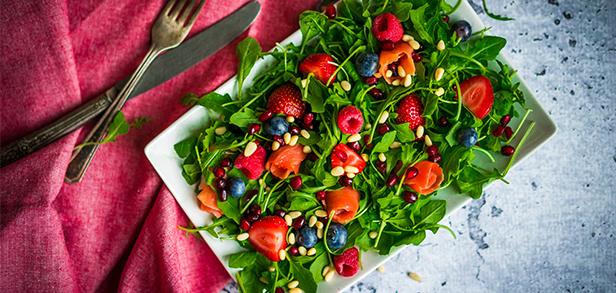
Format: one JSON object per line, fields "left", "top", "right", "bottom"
{"left": 402, "top": 34, "right": 413, "bottom": 42}
{"left": 347, "top": 133, "right": 361, "bottom": 143}
{"left": 390, "top": 141, "right": 402, "bottom": 149}
{"left": 220, "top": 115, "right": 226, "bottom": 122}
{"left": 300, "top": 129, "right": 310, "bottom": 139}
{"left": 288, "top": 211, "right": 302, "bottom": 219}
{"left": 408, "top": 272, "right": 422, "bottom": 282}
{"left": 244, "top": 142, "right": 257, "bottom": 157}
{"left": 309, "top": 216, "right": 317, "bottom": 227}
{"left": 331, "top": 166, "right": 345, "bottom": 176}
{"left": 341, "top": 80, "right": 352, "bottom": 91}
{"left": 378, "top": 111, "right": 389, "bottom": 124}
{"left": 236, "top": 233, "right": 249, "bottom": 241}
{"left": 398, "top": 66, "right": 406, "bottom": 78}
{"left": 378, "top": 153, "right": 386, "bottom": 162}
{"left": 416, "top": 125, "right": 424, "bottom": 138}
{"left": 285, "top": 215, "right": 293, "bottom": 226}
{"left": 279, "top": 249, "right": 286, "bottom": 261}
{"left": 289, "top": 233, "right": 296, "bottom": 245}
{"left": 315, "top": 221, "right": 324, "bottom": 229}
{"left": 266, "top": 187, "right": 271, "bottom": 192}
{"left": 272, "top": 141, "right": 281, "bottom": 151}
{"left": 377, "top": 265, "right": 386, "bottom": 273}
{"left": 287, "top": 280, "right": 299, "bottom": 289}
{"left": 298, "top": 246, "right": 307, "bottom": 256}
{"left": 289, "top": 288, "right": 302, "bottom": 293}
{"left": 409, "top": 40, "right": 420, "bottom": 50}
{"left": 317, "top": 228, "right": 324, "bottom": 239}
{"left": 437, "top": 40, "right": 446, "bottom": 51}
{"left": 268, "top": 266, "right": 276, "bottom": 273}
{"left": 275, "top": 204, "right": 281, "bottom": 210}
{"left": 286, "top": 116, "right": 295, "bottom": 123}
{"left": 346, "top": 172, "right": 356, "bottom": 178}
{"left": 307, "top": 248, "right": 316, "bottom": 256}
{"left": 425, "top": 134, "right": 433, "bottom": 147}
{"left": 435, "top": 67, "right": 444, "bottom": 81}
{"left": 322, "top": 266, "right": 331, "bottom": 277}
{"left": 289, "top": 135, "right": 299, "bottom": 146}
{"left": 345, "top": 166, "right": 359, "bottom": 174}
{"left": 284, "top": 132, "right": 291, "bottom": 144}
{"left": 301, "top": 79, "right": 307, "bottom": 88}
{"left": 435, "top": 87, "right": 445, "bottom": 96}
{"left": 315, "top": 210, "right": 328, "bottom": 218}
{"left": 365, "top": 123, "right": 372, "bottom": 130}
{"left": 404, "top": 74, "right": 412, "bottom": 87}
{"left": 369, "top": 231, "right": 378, "bottom": 239}
{"left": 259, "top": 276, "right": 269, "bottom": 284}
{"left": 385, "top": 70, "right": 393, "bottom": 78}
{"left": 214, "top": 126, "right": 227, "bottom": 135}
{"left": 324, "top": 270, "right": 335, "bottom": 282}
{"left": 361, "top": 153, "right": 369, "bottom": 161}
{"left": 259, "top": 178, "right": 263, "bottom": 185}
{"left": 303, "top": 145, "right": 312, "bottom": 154}
{"left": 392, "top": 79, "right": 401, "bottom": 86}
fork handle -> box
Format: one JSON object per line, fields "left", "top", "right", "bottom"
{"left": 65, "top": 47, "right": 161, "bottom": 183}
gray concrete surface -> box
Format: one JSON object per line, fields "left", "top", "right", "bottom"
{"left": 222, "top": 0, "right": 616, "bottom": 291}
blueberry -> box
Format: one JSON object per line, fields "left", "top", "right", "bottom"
{"left": 451, "top": 20, "right": 472, "bottom": 42}
{"left": 355, "top": 52, "right": 379, "bottom": 77}
{"left": 326, "top": 223, "right": 348, "bottom": 250}
{"left": 263, "top": 116, "right": 289, "bottom": 136}
{"left": 296, "top": 226, "right": 318, "bottom": 249}
{"left": 227, "top": 177, "right": 245, "bottom": 198}
{"left": 457, "top": 127, "right": 478, "bottom": 148}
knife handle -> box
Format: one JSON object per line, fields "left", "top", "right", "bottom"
{"left": 0, "top": 88, "right": 117, "bottom": 168}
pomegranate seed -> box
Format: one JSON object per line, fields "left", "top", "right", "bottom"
{"left": 275, "top": 288, "right": 285, "bottom": 293}
{"left": 501, "top": 145, "right": 515, "bottom": 156}
{"left": 386, "top": 174, "right": 398, "bottom": 187}
{"left": 253, "top": 139, "right": 260, "bottom": 145}
{"left": 387, "top": 63, "right": 398, "bottom": 77}
{"left": 218, "top": 189, "right": 228, "bottom": 202}
{"left": 264, "top": 142, "right": 272, "bottom": 152}
{"left": 500, "top": 115, "right": 511, "bottom": 126}
{"left": 292, "top": 216, "right": 306, "bottom": 230}
{"left": 228, "top": 124, "right": 243, "bottom": 135}
{"left": 412, "top": 52, "right": 423, "bottom": 62}
{"left": 273, "top": 209, "right": 286, "bottom": 218}
{"left": 273, "top": 135, "right": 285, "bottom": 146}
{"left": 437, "top": 117, "right": 449, "bottom": 127}
{"left": 220, "top": 158, "right": 232, "bottom": 167}
{"left": 316, "top": 190, "right": 326, "bottom": 201}
{"left": 303, "top": 112, "right": 315, "bottom": 125}
{"left": 442, "top": 14, "right": 450, "bottom": 23}
{"left": 426, "top": 145, "right": 439, "bottom": 156}
{"left": 334, "top": 148, "right": 348, "bottom": 163}
{"left": 319, "top": 215, "right": 329, "bottom": 222}
{"left": 415, "top": 42, "right": 425, "bottom": 52}
{"left": 428, "top": 154, "right": 442, "bottom": 163}
{"left": 339, "top": 176, "right": 353, "bottom": 186}
{"left": 402, "top": 191, "right": 418, "bottom": 204}
{"left": 406, "top": 166, "right": 418, "bottom": 179}
{"left": 377, "top": 124, "right": 391, "bottom": 135}
{"left": 381, "top": 41, "right": 395, "bottom": 51}
{"left": 240, "top": 217, "right": 251, "bottom": 230}
{"left": 289, "top": 246, "right": 300, "bottom": 256}
{"left": 363, "top": 76, "right": 378, "bottom": 85}
{"left": 258, "top": 110, "right": 273, "bottom": 122}
{"left": 250, "top": 204, "right": 262, "bottom": 216}
{"left": 492, "top": 125, "right": 506, "bottom": 137}
{"left": 369, "top": 88, "right": 384, "bottom": 99}
{"left": 290, "top": 176, "right": 303, "bottom": 190}
{"left": 247, "top": 123, "right": 260, "bottom": 135}
{"left": 505, "top": 126, "right": 514, "bottom": 140}
{"left": 375, "top": 160, "right": 387, "bottom": 174}
{"left": 289, "top": 125, "right": 300, "bottom": 136}
{"left": 213, "top": 166, "right": 226, "bottom": 178}
{"left": 245, "top": 190, "right": 258, "bottom": 201}
{"left": 308, "top": 153, "right": 318, "bottom": 162}
{"left": 347, "top": 141, "right": 361, "bottom": 153}
{"left": 363, "top": 135, "right": 373, "bottom": 148}
{"left": 324, "top": 5, "right": 336, "bottom": 19}
{"left": 303, "top": 123, "right": 315, "bottom": 131}
{"left": 214, "top": 178, "right": 226, "bottom": 189}
{"left": 246, "top": 212, "right": 259, "bottom": 222}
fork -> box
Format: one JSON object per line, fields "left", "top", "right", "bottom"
{"left": 64, "top": 0, "right": 205, "bottom": 183}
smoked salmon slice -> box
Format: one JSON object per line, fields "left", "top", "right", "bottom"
{"left": 197, "top": 184, "right": 223, "bottom": 218}
{"left": 403, "top": 160, "right": 443, "bottom": 195}
{"left": 378, "top": 41, "right": 416, "bottom": 84}
{"left": 323, "top": 186, "right": 361, "bottom": 224}
{"left": 265, "top": 144, "right": 307, "bottom": 179}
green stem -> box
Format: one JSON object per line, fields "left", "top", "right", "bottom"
{"left": 326, "top": 46, "right": 363, "bottom": 86}
{"left": 471, "top": 146, "right": 496, "bottom": 162}
{"left": 446, "top": 0, "right": 463, "bottom": 15}
{"left": 238, "top": 75, "right": 283, "bottom": 112}
{"left": 502, "top": 121, "right": 535, "bottom": 177}
{"left": 504, "top": 109, "right": 533, "bottom": 145}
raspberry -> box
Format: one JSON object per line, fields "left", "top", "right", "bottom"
{"left": 337, "top": 106, "right": 364, "bottom": 134}
{"left": 372, "top": 13, "right": 403, "bottom": 43}
{"left": 333, "top": 247, "right": 360, "bottom": 277}
{"left": 233, "top": 145, "right": 266, "bottom": 180}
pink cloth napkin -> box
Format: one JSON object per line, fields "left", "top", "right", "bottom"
{"left": 0, "top": 0, "right": 318, "bottom": 292}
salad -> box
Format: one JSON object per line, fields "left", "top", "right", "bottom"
{"left": 175, "top": 0, "right": 534, "bottom": 292}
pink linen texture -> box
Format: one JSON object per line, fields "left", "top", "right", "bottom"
{"left": 0, "top": 0, "right": 318, "bottom": 292}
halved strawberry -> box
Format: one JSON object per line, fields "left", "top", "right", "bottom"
{"left": 299, "top": 53, "right": 337, "bottom": 86}
{"left": 396, "top": 93, "right": 425, "bottom": 130}
{"left": 267, "top": 83, "right": 306, "bottom": 118}
{"left": 331, "top": 144, "right": 366, "bottom": 174}
{"left": 248, "top": 216, "right": 288, "bottom": 262}
{"left": 456, "top": 75, "right": 494, "bottom": 119}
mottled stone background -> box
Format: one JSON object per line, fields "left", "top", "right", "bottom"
{"left": 222, "top": 0, "right": 616, "bottom": 292}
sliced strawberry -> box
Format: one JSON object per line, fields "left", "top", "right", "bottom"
{"left": 299, "top": 53, "right": 337, "bottom": 86}
{"left": 456, "top": 75, "right": 494, "bottom": 119}
{"left": 396, "top": 93, "right": 425, "bottom": 130}
{"left": 234, "top": 145, "right": 266, "bottom": 180}
{"left": 331, "top": 144, "right": 366, "bottom": 174}
{"left": 248, "top": 216, "right": 288, "bottom": 262}
{"left": 267, "top": 83, "right": 306, "bottom": 118}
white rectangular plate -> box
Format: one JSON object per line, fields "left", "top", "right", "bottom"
{"left": 145, "top": 1, "right": 557, "bottom": 292}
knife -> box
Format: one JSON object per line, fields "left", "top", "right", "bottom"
{"left": 0, "top": 1, "right": 261, "bottom": 169}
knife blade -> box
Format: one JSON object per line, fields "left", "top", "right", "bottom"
{"left": 0, "top": 1, "right": 260, "bottom": 168}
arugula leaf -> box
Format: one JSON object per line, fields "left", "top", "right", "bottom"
{"left": 467, "top": 36, "right": 507, "bottom": 61}
{"left": 229, "top": 251, "right": 258, "bottom": 268}
{"left": 410, "top": 5, "right": 433, "bottom": 44}
{"left": 373, "top": 131, "right": 397, "bottom": 153}
{"left": 299, "top": 11, "right": 328, "bottom": 45}
{"left": 230, "top": 108, "right": 259, "bottom": 128}
{"left": 390, "top": 123, "right": 416, "bottom": 142}
{"left": 174, "top": 137, "right": 197, "bottom": 158}
{"left": 236, "top": 37, "right": 262, "bottom": 98}
{"left": 288, "top": 258, "right": 318, "bottom": 293}
{"left": 197, "top": 92, "right": 235, "bottom": 118}
{"left": 181, "top": 93, "right": 199, "bottom": 106}
{"left": 415, "top": 200, "right": 447, "bottom": 227}
{"left": 74, "top": 111, "right": 149, "bottom": 149}
{"left": 482, "top": 0, "right": 515, "bottom": 21}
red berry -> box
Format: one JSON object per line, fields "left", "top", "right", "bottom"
{"left": 363, "top": 135, "right": 373, "bottom": 148}
{"left": 308, "top": 153, "right": 318, "bottom": 162}
{"left": 220, "top": 158, "right": 232, "bottom": 167}
{"left": 303, "top": 123, "right": 315, "bottom": 131}
{"left": 300, "top": 53, "right": 338, "bottom": 86}
{"left": 337, "top": 106, "right": 364, "bottom": 134}
{"left": 240, "top": 217, "right": 251, "bottom": 230}
{"left": 234, "top": 145, "right": 267, "bottom": 180}
{"left": 377, "top": 124, "right": 391, "bottom": 135}
{"left": 250, "top": 204, "right": 262, "bottom": 216}
{"left": 290, "top": 176, "right": 303, "bottom": 190}
{"left": 213, "top": 166, "right": 226, "bottom": 178}
{"left": 292, "top": 216, "right": 306, "bottom": 230}
{"left": 492, "top": 125, "right": 506, "bottom": 137}
{"left": 437, "top": 116, "right": 449, "bottom": 127}
{"left": 289, "top": 125, "right": 300, "bottom": 136}
{"left": 501, "top": 145, "right": 515, "bottom": 156}
{"left": 387, "top": 63, "right": 398, "bottom": 77}
{"left": 267, "top": 83, "right": 306, "bottom": 118}
{"left": 406, "top": 166, "right": 418, "bottom": 179}
{"left": 259, "top": 110, "right": 273, "bottom": 122}
{"left": 333, "top": 247, "right": 360, "bottom": 277}
{"left": 369, "top": 88, "right": 384, "bottom": 99}
{"left": 275, "top": 288, "right": 285, "bottom": 293}
{"left": 375, "top": 160, "right": 387, "bottom": 174}
{"left": 289, "top": 246, "right": 300, "bottom": 256}
{"left": 426, "top": 145, "right": 439, "bottom": 156}
{"left": 339, "top": 176, "right": 353, "bottom": 186}
{"left": 334, "top": 148, "right": 348, "bottom": 163}
{"left": 214, "top": 178, "right": 226, "bottom": 189}
{"left": 505, "top": 126, "right": 514, "bottom": 140}
{"left": 316, "top": 190, "right": 326, "bottom": 201}
{"left": 396, "top": 93, "right": 425, "bottom": 130}
{"left": 248, "top": 123, "right": 260, "bottom": 135}
{"left": 412, "top": 51, "right": 423, "bottom": 62}
{"left": 380, "top": 41, "right": 395, "bottom": 51}
{"left": 273, "top": 209, "right": 286, "bottom": 218}
{"left": 443, "top": 14, "right": 450, "bottom": 23}
{"left": 218, "top": 189, "right": 228, "bottom": 202}
{"left": 246, "top": 212, "right": 259, "bottom": 222}
{"left": 428, "top": 153, "right": 442, "bottom": 163}
{"left": 402, "top": 191, "right": 418, "bottom": 203}
{"left": 347, "top": 141, "right": 361, "bottom": 153}
{"left": 245, "top": 190, "right": 258, "bottom": 201}
{"left": 386, "top": 174, "right": 398, "bottom": 187}
{"left": 253, "top": 139, "right": 260, "bottom": 145}
{"left": 273, "top": 135, "right": 285, "bottom": 146}
{"left": 501, "top": 114, "right": 511, "bottom": 126}
{"left": 324, "top": 4, "right": 336, "bottom": 19}
{"left": 372, "top": 13, "right": 403, "bottom": 43}
{"left": 303, "top": 112, "right": 315, "bottom": 125}
{"left": 363, "top": 76, "right": 378, "bottom": 85}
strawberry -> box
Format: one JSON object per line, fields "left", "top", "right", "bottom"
{"left": 234, "top": 145, "right": 266, "bottom": 180}
{"left": 331, "top": 144, "right": 366, "bottom": 174}
{"left": 299, "top": 53, "right": 337, "bottom": 86}
{"left": 337, "top": 106, "right": 364, "bottom": 134}
{"left": 248, "top": 216, "right": 288, "bottom": 262}
{"left": 267, "top": 83, "right": 306, "bottom": 118}
{"left": 333, "top": 247, "right": 360, "bottom": 277}
{"left": 455, "top": 75, "right": 494, "bottom": 119}
{"left": 396, "top": 93, "right": 425, "bottom": 130}
{"left": 372, "top": 13, "right": 403, "bottom": 43}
